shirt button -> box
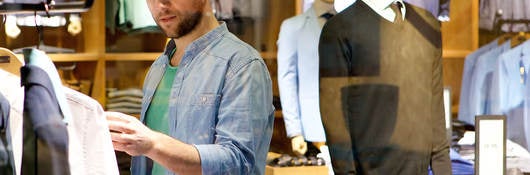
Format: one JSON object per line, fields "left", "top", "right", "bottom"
{"left": 201, "top": 97, "right": 207, "bottom": 102}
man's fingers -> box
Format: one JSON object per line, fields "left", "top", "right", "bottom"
{"left": 108, "top": 120, "right": 135, "bottom": 133}
{"left": 112, "top": 141, "right": 128, "bottom": 152}
{"left": 106, "top": 111, "right": 135, "bottom": 122}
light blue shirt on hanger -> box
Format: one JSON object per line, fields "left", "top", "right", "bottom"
{"left": 466, "top": 40, "right": 511, "bottom": 124}
{"left": 277, "top": 5, "right": 330, "bottom": 141}
{"left": 490, "top": 40, "right": 530, "bottom": 150}
{"left": 458, "top": 39, "right": 499, "bottom": 125}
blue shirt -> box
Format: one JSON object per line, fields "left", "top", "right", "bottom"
{"left": 465, "top": 40, "right": 510, "bottom": 125}
{"left": 132, "top": 23, "right": 275, "bottom": 175}
{"left": 277, "top": 6, "right": 327, "bottom": 141}
{"left": 458, "top": 39, "right": 499, "bottom": 125}
{"left": 490, "top": 40, "right": 530, "bottom": 150}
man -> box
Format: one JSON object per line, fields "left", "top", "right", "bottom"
{"left": 106, "top": 0, "right": 275, "bottom": 174}
{"left": 318, "top": 0, "right": 451, "bottom": 174}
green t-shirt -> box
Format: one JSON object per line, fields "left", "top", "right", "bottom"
{"left": 145, "top": 61, "right": 177, "bottom": 175}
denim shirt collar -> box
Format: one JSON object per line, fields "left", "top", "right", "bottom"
{"left": 163, "top": 22, "right": 228, "bottom": 65}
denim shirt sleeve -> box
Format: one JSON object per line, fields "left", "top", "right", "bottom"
{"left": 194, "top": 59, "right": 274, "bottom": 175}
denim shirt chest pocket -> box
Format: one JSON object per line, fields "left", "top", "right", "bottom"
{"left": 191, "top": 94, "right": 221, "bottom": 106}
{"left": 175, "top": 93, "right": 222, "bottom": 143}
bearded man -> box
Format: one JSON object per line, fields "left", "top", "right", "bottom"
{"left": 105, "top": 0, "right": 275, "bottom": 174}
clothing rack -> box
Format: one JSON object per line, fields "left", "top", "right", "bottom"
{"left": 493, "top": 10, "right": 530, "bottom": 36}
{"left": 0, "top": 0, "right": 93, "bottom": 15}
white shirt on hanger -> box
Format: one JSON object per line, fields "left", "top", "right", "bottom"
{"left": 334, "top": 0, "right": 406, "bottom": 23}
{"left": 0, "top": 69, "right": 119, "bottom": 175}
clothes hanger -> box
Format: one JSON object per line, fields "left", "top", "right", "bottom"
{"left": 510, "top": 31, "right": 530, "bottom": 48}
{"left": 497, "top": 32, "right": 513, "bottom": 46}
{"left": 0, "top": 47, "right": 24, "bottom": 76}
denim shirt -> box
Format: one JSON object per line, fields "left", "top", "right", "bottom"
{"left": 131, "top": 23, "right": 275, "bottom": 175}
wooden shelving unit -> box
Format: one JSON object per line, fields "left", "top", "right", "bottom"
{"left": 104, "top": 53, "right": 160, "bottom": 61}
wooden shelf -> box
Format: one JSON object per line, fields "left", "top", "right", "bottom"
{"left": 49, "top": 53, "right": 100, "bottom": 62}
{"left": 261, "top": 51, "right": 277, "bottom": 60}
{"left": 442, "top": 49, "right": 472, "bottom": 59}
{"left": 14, "top": 53, "right": 100, "bottom": 62}
{"left": 105, "top": 53, "right": 161, "bottom": 61}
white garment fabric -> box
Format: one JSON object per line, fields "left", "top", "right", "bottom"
{"left": 361, "top": 0, "right": 406, "bottom": 22}
{"left": 0, "top": 69, "right": 119, "bottom": 175}
{"left": 334, "top": 0, "right": 356, "bottom": 13}
{"left": 304, "top": 0, "right": 315, "bottom": 12}
{"left": 334, "top": 0, "right": 405, "bottom": 22}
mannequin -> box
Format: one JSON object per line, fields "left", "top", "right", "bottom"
{"left": 333, "top": 0, "right": 450, "bottom": 20}
{"left": 277, "top": 0, "right": 334, "bottom": 165}
{"left": 319, "top": 1, "right": 451, "bottom": 174}
{"left": 0, "top": 48, "right": 24, "bottom": 76}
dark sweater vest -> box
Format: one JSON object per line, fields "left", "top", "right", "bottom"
{"left": 318, "top": 1, "right": 451, "bottom": 175}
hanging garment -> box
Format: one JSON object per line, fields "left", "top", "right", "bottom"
{"left": 479, "top": 0, "right": 530, "bottom": 32}
{"left": 489, "top": 40, "right": 530, "bottom": 150}
{"left": 0, "top": 70, "right": 24, "bottom": 175}
{"left": 319, "top": 1, "right": 451, "bottom": 174}
{"left": 405, "top": 0, "right": 451, "bottom": 20}
{"left": 464, "top": 40, "right": 511, "bottom": 125}
{"left": 62, "top": 88, "right": 120, "bottom": 175}
{"left": 0, "top": 49, "right": 119, "bottom": 175}
{"left": 0, "top": 93, "right": 15, "bottom": 175}
{"left": 117, "top": 0, "right": 158, "bottom": 33}
{"left": 458, "top": 39, "right": 499, "bottom": 125}
{"left": 277, "top": 6, "right": 332, "bottom": 142}
{"left": 20, "top": 64, "right": 70, "bottom": 175}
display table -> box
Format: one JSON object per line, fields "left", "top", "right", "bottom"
{"left": 265, "top": 165, "right": 328, "bottom": 175}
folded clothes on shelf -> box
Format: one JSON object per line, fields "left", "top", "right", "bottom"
{"left": 107, "top": 96, "right": 143, "bottom": 104}
{"left": 268, "top": 154, "right": 325, "bottom": 167}
{"left": 106, "top": 88, "right": 143, "bottom": 114}
{"left": 106, "top": 101, "right": 141, "bottom": 109}
{"left": 107, "top": 88, "right": 143, "bottom": 98}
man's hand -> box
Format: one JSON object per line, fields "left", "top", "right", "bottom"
{"left": 106, "top": 111, "right": 157, "bottom": 156}
{"left": 291, "top": 135, "right": 307, "bottom": 156}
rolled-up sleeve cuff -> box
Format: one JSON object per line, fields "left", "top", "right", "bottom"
{"left": 194, "top": 144, "right": 217, "bottom": 175}
{"left": 194, "top": 144, "right": 242, "bottom": 175}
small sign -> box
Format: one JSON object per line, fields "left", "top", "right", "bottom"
{"left": 475, "top": 115, "right": 506, "bottom": 175}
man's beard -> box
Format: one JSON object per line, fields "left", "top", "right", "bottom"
{"left": 170, "top": 12, "right": 202, "bottom": 38}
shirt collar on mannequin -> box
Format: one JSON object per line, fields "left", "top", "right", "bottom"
{"left": 313, "top": 0, "right": 337, "bottom": 17}
{"left": 362, "top": 0, "right": 397, "bottom": 12}
{"left": 361, "top": 0, "right": 406, "bottom": 22}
